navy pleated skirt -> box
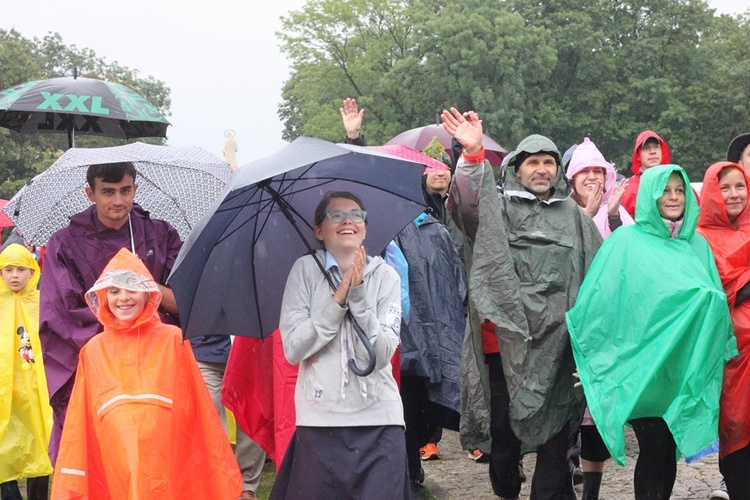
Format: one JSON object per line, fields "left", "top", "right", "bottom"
{"left": 270, "top": 425, "right": 411, "bottom": 499}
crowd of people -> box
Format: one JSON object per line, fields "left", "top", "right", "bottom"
{"left": 1, "top": 97, "right": 750, "bottom": 500}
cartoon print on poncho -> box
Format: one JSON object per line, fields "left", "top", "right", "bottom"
{"left": 0, "top": 243, "right": 53, "bottom": 482}
{"left": 697, "top": 161, "right": 750, "bottom": 458}
{"left": 52, "top": 248, "right": 242, "bottom": 499}
{"left": 567, "top": 165, "right": 736, "bottom": 465}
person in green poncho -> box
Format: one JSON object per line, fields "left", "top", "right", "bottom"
{"left": 567, "top": 165, "right": 737, "bottom": 498}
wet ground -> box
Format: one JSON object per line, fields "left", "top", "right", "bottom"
{"left": 423, "top": 428, "right": 720, "bottom": 499}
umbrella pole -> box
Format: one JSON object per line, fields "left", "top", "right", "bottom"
{"left": 261, "top": 183, "right": 377, "bottom": 377}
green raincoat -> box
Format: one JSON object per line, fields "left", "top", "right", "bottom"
{"left": 450, "top": 135, "right": 602, "bottom": 448}
{"left": 566, "top": 165, "right": 737, "bottom": 465}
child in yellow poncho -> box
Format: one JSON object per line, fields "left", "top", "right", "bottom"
{"left": 0, "top": 244, "right": 53, "bottom": 500}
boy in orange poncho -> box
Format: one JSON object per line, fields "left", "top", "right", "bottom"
{"left": 52, "top": 248, "right": 242, "bottom": 499}
{"left": 0, "top": 244, "right": 52, "bottom": 500}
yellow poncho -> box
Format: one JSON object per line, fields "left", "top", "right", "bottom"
{"left": 0, "top": 243, "right": 53, "bottom": 481}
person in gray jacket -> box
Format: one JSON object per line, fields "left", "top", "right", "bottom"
{"left": 442, "top": 108, "right": 601, "bottom": 500}
{"left": 270, "top": 191, "right": 409, "bottom": 500}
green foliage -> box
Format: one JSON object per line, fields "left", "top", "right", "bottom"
{"left": 277, "top": 0, "right": 750, "bottom": 181}
{"left": 0, "top": 28, "right": 172, "bottom": 203}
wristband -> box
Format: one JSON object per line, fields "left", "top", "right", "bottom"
{"left": 462, "top": 146, "right": 485, "bottom": 164}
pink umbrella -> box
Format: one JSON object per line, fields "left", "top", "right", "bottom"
{"left": 385, "top": 122, "right": 507, "bottom": 167}
{"left": 0, "top": 199, "right": 15, "bottom": 228}
{"left": 369, "top": 144, "right": 448, "bottom": 173}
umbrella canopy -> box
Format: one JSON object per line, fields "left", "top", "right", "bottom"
{"left": 0, "top": 200, "right": 14, "bottom": 228}
{"left": 386, "top": 123, "right": 506, "bottom": 167}
{"left": 169, "top": 136, "right": 428, "bottom": 343}
{"left": 0, "top": 76, "right": 170, "bottom": 148}
{"left": 2, "top": 142, "right": 231, "bottom": 246}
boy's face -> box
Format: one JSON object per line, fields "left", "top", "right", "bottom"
{"left": 1, "top": 266, "right": 34, "bottom": 292}
{"left": 106, "top": 286, "right": 149, "bottom": 322}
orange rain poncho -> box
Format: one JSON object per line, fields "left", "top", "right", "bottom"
{"left": 52, "top": 248, "right": 242, "bottom": 499}
{"left": 697, "top": 161, "right": 750, "bottom": 458}
{"left": 0, "top": 244, "right": 53, "bottom": 482}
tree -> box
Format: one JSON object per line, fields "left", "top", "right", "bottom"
{"left": 277, "top": 0, "right": 750, "bottom": 180}
{"left": 0, "top": 28, "right": 172, "bottom": 239}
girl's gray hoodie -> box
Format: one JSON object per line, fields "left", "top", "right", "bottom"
{"left": 280, "top": 250, "right": 405, "bottom": 427}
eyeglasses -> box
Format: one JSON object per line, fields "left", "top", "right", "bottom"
{"left": 324, "top": 210, "right": 367, "bottom": 224}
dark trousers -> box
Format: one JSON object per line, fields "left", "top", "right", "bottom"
{"left": 401, "top": 375, "right": 445, "bottom": 481}
{"left": 1, "top": 476, "right": 49, "bottom": 500}
{"left": 720, "top": 443, "right": 750, "bottom": 500}
{"left": 630, "top": 417, "right": 677, "bottom": 499}
{"left": 487, "top": 354, "right": 572, "bottom": 499}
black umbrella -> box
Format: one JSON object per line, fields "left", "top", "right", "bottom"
{"left": 169, "top": 136, "right": 428, "bottom": 375}
{"left": 0, "top": 72, "right": 170, "bottom": 148}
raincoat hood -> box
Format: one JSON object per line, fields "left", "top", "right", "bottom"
{"left": 631, "top": 130, "right": 671, "bottom": 175}
{"left": 0, "top": 244, "right": 40, "bottom": 296}
{"left": 504, "top": 134, "right": 570, "bottom": 199}
{"left": 85, "top": 248, "right": 162, "bottom": 330}
{"left": 635, "top": 165, "right": 697, "bottom": 240}
{"left": 566, "top": 138, "right": 616, "bottom": 202}
{"left": 698, "top": 162, "right": 750, "bottom": 229}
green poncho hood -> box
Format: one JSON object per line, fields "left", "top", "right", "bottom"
{"left": 566, "top": 164, "right": 736, "bottom": 465}
{"left": 635, "top": 165, "right": 697, "bottom": 239}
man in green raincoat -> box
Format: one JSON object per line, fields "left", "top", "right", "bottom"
{"left": 441, "top": 108, "right": 602, "bottom": 499}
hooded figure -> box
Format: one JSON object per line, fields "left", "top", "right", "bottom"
{"left": 0, "top": 244, "right": 53, "bottom": 484}
{"left": 697, "top": 162, "right": 750, "bottom": 460}
{"left": 567, "top": 165, "right": 736, "bottom": 466}
{"left": 450, "top": 133, "right": 602, "bottom": 450}
{"left": 51, "top": 248, "right": 242, "bottom": 499}
{"left": 567, "top": 137, "right": 635, "bottom": 238}
{"left": 621, "top": 130, "right": 672, "bottom": 218}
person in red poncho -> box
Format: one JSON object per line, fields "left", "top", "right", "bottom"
{"left": 697, "top": 161, "right": 750, "bottom": 499}
{"left": 51, "top": 248, "right": 242, "bottom": 499}
{"left": 620, "top": 130, "right": 672, "bottom": 218}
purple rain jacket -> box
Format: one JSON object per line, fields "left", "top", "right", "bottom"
{"left": 39, "top": 203, "right": 182, "bottom": 461}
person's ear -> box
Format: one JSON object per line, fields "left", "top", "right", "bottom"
{"left": 85, "top": 186, "right": 95, "bottom": 203}
{"left": 133, "top": 183, "right": 139, "bottom": 195}
{"left": 314, "top": 225, "right": 324, "bottom": 241}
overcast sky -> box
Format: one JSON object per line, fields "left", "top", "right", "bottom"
{"left": 2, "top": 0, "right": 746, "bottom": 165}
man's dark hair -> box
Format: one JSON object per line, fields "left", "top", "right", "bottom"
{"left": 86, "top": 162, "right": 137, "bottom": 189}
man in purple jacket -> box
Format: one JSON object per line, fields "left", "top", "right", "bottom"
{"left": 39, "top": 161, "right": 182, "bottom": 463}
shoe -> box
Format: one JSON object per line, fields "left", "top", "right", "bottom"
{"left": 468, "top": 449, "right": 490, "bottom": 462}
{"left": 410, "top": 480, "right": 429, "bottom": 499}
{"left": 709, "top": 480, "right": 730, "bottom": 500}
{"left": 239, "top": 491, "right": 257, "bottom": 500}
{"left": 420, "top": 442, "right": 440, "bottom": 461}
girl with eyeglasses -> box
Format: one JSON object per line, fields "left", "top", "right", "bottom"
{"left": 270, "top": 191, "right": 410, "bottom": 499}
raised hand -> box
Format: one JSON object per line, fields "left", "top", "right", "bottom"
{"left": 440, "top": 107, "right": 483, "bottom": 154}
{"left": 340, "top": 98, "right": 364, "bottom": 139}
{"left": 607, "top": 177, "right": 629, "bottom": 216}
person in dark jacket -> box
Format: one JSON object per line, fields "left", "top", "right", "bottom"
{"left": 341, "top": 99, "right": 467, "bottom": 497}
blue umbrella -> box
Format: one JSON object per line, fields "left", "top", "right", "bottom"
{"left": 169, "top": 137, "right": 428, "bottom": 375}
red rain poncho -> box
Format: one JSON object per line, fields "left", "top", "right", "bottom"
{"left": 51, "top": 249, "right": 242, "bottom": 499}
{"left": 697, "top": 161, "right": 750, "bottom": 458}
